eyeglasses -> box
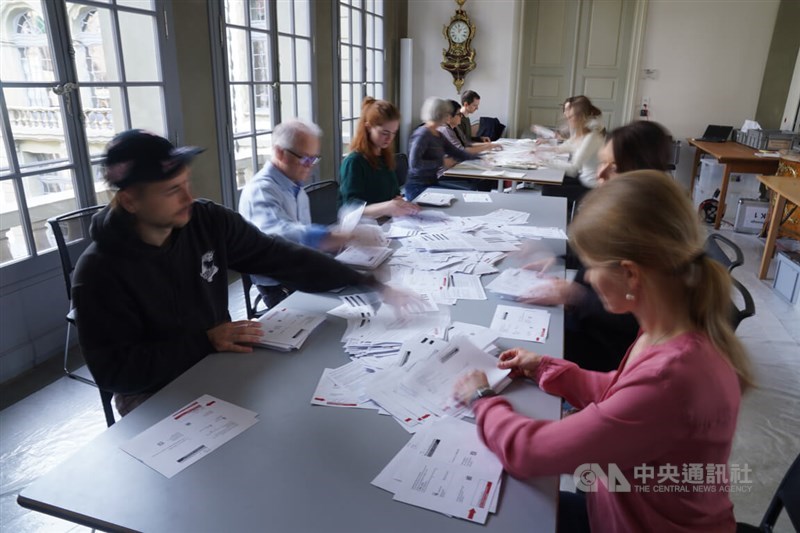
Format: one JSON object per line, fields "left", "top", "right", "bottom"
{"left": 285, "top": 148, "right": 321, "bottom": 167}
{"left": 377, "top": 129, "right": 398, "bottom": 138}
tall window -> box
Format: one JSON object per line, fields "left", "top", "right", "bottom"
{"left": 338, "top": 0, "right": 384, "bottom": 152}
{"left": 0, "top": 0, "right": 173, "bottom": 268}
{"left": 217, "top": 0, "right": 313, "bottom": 192}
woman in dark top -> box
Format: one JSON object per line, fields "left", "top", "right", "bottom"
{"left": 404, "top": 97, "right": 479, "bottom": 201}
{"left": 339, "top": 97, "right": 419, "bottom": 218}
{"left": 522, "top": 121, "right": 674, "bottom": 371}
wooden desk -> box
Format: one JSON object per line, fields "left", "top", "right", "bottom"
{"left": 756, "top": 174, "right": 800, "bottom": 279}
{"left": 688, "top": 140, "right": 780, "bottom": 230}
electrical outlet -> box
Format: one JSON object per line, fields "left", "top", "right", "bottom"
{"left": 641, "top": 97, "right": 651, "bottom": 108}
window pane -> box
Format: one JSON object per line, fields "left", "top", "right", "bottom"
{"left": 352, "top": 0, "right": 362, "bottom": 8}
{"left": 351, "top": 85, "right": 362, "bottom": 116}
{"left": 276, "top": 0, "right": 292, "bottom": 33}
{"left": 128, "top": 86, "right": 165, "bottom": 135}
{"left": 352, "top": 47, "right": 363, "bottom": 82}
{"left": 253, "top": 84, "right": 272, "bottom": 131}
{"left": 375, "top": 51, "right": 384, "bottom": 82}
{"left": 280, "top": 84, "right": 296, "bottom": 120}
{"left": 294, "top": 0, "right": 311, "bottom": 37}
{"left": 68, "top": 5, "right": 120, "bottom": 83}
{"left": 225, "top": 0, "right": 247, "bottom": 25}
{"left": 118, "top": 11, "right": 161, "bottom": 82}
{"left": 340, "top": 7, "right": 350, "bottom": 44}
{"left": 340, "top": 83, "right": 351, "bottom": 121}
{"left": 375, "top": 15, "right": 383, "bottom": 49}
{"left": 295, "top": 38, "right": 311, "bottom": 83}
{"left": 80, "top": 86, "right": 122, "bottom": 157}
{"left": 351, "top": 9, "right": 362, "bottom": 46}
{"left": 374, "top": 0, "right": 383, "bottom": 16}
{"left": 251, "top": 34, "right": 271, "bottom": 83}
{"left": 249, "top": 0, "right": 268, "bottom": 29}
{"left": 255, "top": 134, "right": 272, "bottom": 174}
{"left": 92, "top": 162, "right": 114, "bottom": 204}
{"left": 233, "top": 137, "right": 254, "bottom": 187}
{"left": 230, "top": 84, "right": 252, "bottom": 135}
{"left": 375, "top": 83, "right": 383, "bottom": 100}
{"left": 6, "top": 87, "right": 69, "bottom": 170}
{"left": 297, "top": 84, "right": 312, "bottom": 123}
{"left": 22, "top": 169, "right": 78, "bottom": 255}
{"left": 227, "top": 28, "right": 251, "bottom": 82}
{"left": 366, "top": 49, "right": 374, "bottom": 84}
{"left": 366, "top": 14, "right": 374, "bottom": 48}
{"left": 0, "top": 180, "right": 30, "bottom": 264}
{"left": 278, "top": 35, "right": 294, "bottom": 81}
{"left": 117, "top": 0, "right": 155, "bottom": 10}
{"left": 340, "top": 45, "right": 350, "bottom": 82}
{"left": 1, "top": 3, "right": 57, "bottom": 83}
{"left": 341, "top": 119, "right": 352, "bottom": 150}
{"left": 366, "top": 0, "right": 374, "bottom": 12}
{"left": 0, "top": 127, "right": 10, "bottom": 176}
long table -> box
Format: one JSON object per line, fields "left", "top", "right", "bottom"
{"left": 688, "top": 139, "right": 780, "bottom": 230}
{"left": 443, "top": 162, "right": 564, "bottom": 193}
{"left": 756, "top": 174, "right": 800, "bottom": 279}
{"left": 19, "top": 190, "right": 567, "bottom": 532}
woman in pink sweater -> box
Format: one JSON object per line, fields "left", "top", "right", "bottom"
{"left": 454, "top": 171, "right": 752, "bottom": 532}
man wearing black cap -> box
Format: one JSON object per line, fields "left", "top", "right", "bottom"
{"left": 72, "top": 130, "right": 392, "bottom": 416}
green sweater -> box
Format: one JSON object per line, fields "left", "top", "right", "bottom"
{"left": 338, "top": 151, "right": 400, "bottom": 206}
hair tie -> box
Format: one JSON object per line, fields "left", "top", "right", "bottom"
{"left": 693, "top": 251, "right": 706, "bottom": 264}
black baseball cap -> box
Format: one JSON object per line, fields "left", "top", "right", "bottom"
{"left": 103, "top": 129, "right": 205, "bottom": 189}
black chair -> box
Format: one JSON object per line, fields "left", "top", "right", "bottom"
{"left": 395, "top": 153, "right": 409, "bottom": 188}
{"left": 241, "top": 273, "right": 267, "bottom": 319}
{"left": 304, "top": 180, "right": 339, "bottom": 225}
{"left": 48, "top": 206, "right": 116, "bottom": 427}
{"left": 737, "top": 452, "right": 800, "bottom": 532}
{"left": 730, "top": 277, "right": 756, "bottom": 331}
{"left": 476, "top": 116, "right": 506, "bottom": 141}
{"left": 705, "top": 233, "right": 745, "bottom": 273}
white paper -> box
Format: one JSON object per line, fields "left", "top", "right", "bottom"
{"left": 256, "top": 306, "right": 326, "bottom": 351}
{"left": 532, "top": 125, "right": 556, "bottom": 139}
{"left": 414, "top": 191, "right": 456, "bottom": 206}
{"left": 310, "top": 368, "right": 376, "bottom": 409}
{"left": 335, "top": 245, "right": 393, "bottom": 269}
{"left": 120, "top": 395, "right": 258, "bottom": 478}
{"left": 462, "top": 192, "right": 493, "bottom": 203}
{"left": 327, "top": 293, "right": 381, "bottom": 319}
{"left": 504, "top": 225, "right": 568, "bottom": 240}
{"left": 485, "top": 268, "right": 553, "bottom": 298}
{"left": 338, "top": 201, "right": 366, "bottom": 233}
{"left": 489, "top": 304, "right": 551, "bottom": 343}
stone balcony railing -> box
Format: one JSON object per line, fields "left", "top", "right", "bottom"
{"left": 8, "top": 105, "right": 116, "bottom": 140}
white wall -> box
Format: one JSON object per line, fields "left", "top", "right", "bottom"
{"left": 637, "top": 0, "right": 780, "bottom": 186}
{"left": 406, "top": 0, "right": 519, "bottom": 131}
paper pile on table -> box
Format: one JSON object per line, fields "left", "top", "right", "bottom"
{"left": 414, "top": 190, "right": 456, "bottom": 206}
{"left": 255, "top": 306, "right": 326, "bottom": 351}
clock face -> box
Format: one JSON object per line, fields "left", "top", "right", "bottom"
{"left": 448, "top": 20, "right": 470, "bottom": 44}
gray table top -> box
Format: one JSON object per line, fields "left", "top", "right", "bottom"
{"left": 19, "top": 191, "right": 568, "bottom": 533}
{"left": 442, "top": 163, "right": 565, "bottom": 185}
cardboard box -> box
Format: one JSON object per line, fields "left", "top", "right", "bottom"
{"left": 773, "top": 251, "right": 800, "bottom": 305}
{"left": 734, "top": 198, "right": 769, "bottom": 234}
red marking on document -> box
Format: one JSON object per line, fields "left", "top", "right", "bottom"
{"left": 205, "top": 400, "right": 215, "bottom": 406}
{"left": 404, "top": 417, "right": 413, "bottom": 422}
{"left": 327, "top": 401, "right": 359, "bottom": 407}
{"left": 173, "top": 402, "right": 200, "bottom": 420}
{"left": 467, "top": 508, "right": 476, "bottom": 520}
{"left": 314, "top": 397, "right": 326, "bottom": 401}
{"left": 478, "top": 481, "right": 493, "bottom": 508}
{"left": 419, "top": 414, "right": 431, "bottom": 420}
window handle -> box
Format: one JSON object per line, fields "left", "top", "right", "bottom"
{"left": 52, "top": 83, "right": 79, "bottom": 116}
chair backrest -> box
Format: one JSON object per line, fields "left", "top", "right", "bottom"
{"left": 304, "top": 180, "right": 339, "bottom": 225}
{"left": 395, "top": 153, "right": 409, "bottom": 187}
{"left": 667, "top": 140, "right": 681, "bottom": 171}
{"left": 760, "top": 452, "right": 800, "bottom": 531}
{"left": 477, "top": 116, "right": 506, "bottom": 141}
{"left": 47, "top": 205, "right": 106, "bottom": 300}
{"left": 705, "top": 233, "right": 744, "bottom": 273}
{"left": 241, "top": 274, "right": 267, "bottom": 319}
{"left": 730, "top": 277, "right": 755, "bottom": 331}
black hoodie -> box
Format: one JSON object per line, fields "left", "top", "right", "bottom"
{"left": 72, "top": 199, "right": 375, "bottom": 396}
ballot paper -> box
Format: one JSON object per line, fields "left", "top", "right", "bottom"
{"left": 255, "top": 306, "right": 326, "bottom": 351}
{"left": 462, "top": 192, "right": 493, "bottom": 203}
{"left": 414, "top": 191, "right": 456, "bottom": 206}
{"left": 338, "top": 201, "right": 366, "bottom": 233}
{"left": 327, "top": 293, "right": 382, "bottom": 319}
{"left": 120, "top": 395, "right": 258, "bottom": 478}
{"left": 485, "top": 268, "right": 553, "bottom": 299}
{"left": 490, "top": 304, "right": 551, "bottom": 343}
{"left": 335, "top": 245, "right": 393, "bottom": 269}
{"left": 479, "top": 208, "right": 530, "bottom": 225}
{"left": 504, "top": 225, "right": 568, "bottom": 240}
{"left": 310, "top": 368, "right": 378, "bottom": 409}
{"left": 373, "top": 417, "right": 504, "bottom": 524}
{"left": 532, "top": 125, "right": 556, "bottom": 139}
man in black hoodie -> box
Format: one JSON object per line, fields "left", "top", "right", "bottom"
{"left": 72, "top": 130, "right": 390, "bottom": 416}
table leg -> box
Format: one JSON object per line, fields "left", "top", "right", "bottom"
{"left": 509, "top": 180, "right": 518, "bottom": 194}
{"left": 497, "top": 180, "right": 504, "bottom": 193}
{"left": 758, "top": 192, "right": 787, "bottom": 279}
{"left": 714, "top": 164, "right": 731, "bottom": 230}
{"left": 689, "top": 147, "right": 703, "bottom": 198}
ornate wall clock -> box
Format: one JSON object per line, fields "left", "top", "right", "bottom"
{"left": 441, "top": 0, "right": 476, "bottom": 93}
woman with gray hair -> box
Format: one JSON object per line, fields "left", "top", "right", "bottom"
{"left": 404, "top": 97, "right": 479, "bottom": 200}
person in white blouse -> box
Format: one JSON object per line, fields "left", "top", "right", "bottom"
{"left": 539, "top": 95, "right": 605, "bottom": 213}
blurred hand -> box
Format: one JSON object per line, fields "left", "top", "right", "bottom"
{"left": 453, "top": 370, "right": 490, "bottom": 405}
{"left": 522, "top": 256, "right": 557, "bottom": 276}
{"left": 518, "top": 278, "right": 582, "bottom": 307}
{"left": 497, "top": 348, "right": 543, "bottom": 380}
{"left": 383, "top": 197, "right": 420, "bottom": 217}
{"left": 350, "top": 224, "right": 388, "bottom": 247}
{"left": 379, "top": 285, "right": 427, "bottom": 316}
{"left": 479, "top": 136, "right": 491, "bottom": 143}
{"left": 207, "top": 320, "right": 263, "bottom": 353}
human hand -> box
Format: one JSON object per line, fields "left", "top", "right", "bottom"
{"left": 379, "top": 285, "right": 427, "bottom": 316}
{"left": 384, "top": 197, "right": 420, "bottom": 217}
{"left": 497, "top": 348, "right": 543, "bottom": 379}
{"left": 207, "top": 320, "right": 264, "bottom": 353}
{"left": 453, "top": 369, "right": 490, "bottom": 405}
{"left": 522, "top": 256, "right": 558, "bottom": 276}
{"left": 350, "top": 224, "right": 388, "bottom": 247}
{"left": 479, "top": 136, "right": 491, "bottom": 143}
{"left": 517, "top": 278, "right": 578, "bottom": 306}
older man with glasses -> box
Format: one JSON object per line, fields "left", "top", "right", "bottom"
{"left": 239, "top": 118, "right": 359, "bottom": 307}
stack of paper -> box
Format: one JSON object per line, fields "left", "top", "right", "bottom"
{"left": 490, "top": 304, "right": 551, "bottom": 343}
{"left": 462, "top": 192, "right": 493, "bottom": 203}
{"left": 372, "top": 417, "right": 503, "bottom": 524}
{"left": 335, "top": 245, "right": 393, "bottom": 269}
{"left": 504, "top": 225, "right": 568, "bottom": 240}
{"left": 478, "top": 208, "right": 530, "bottom": 225}
{"left": 414, "top": 191, "right": 456, "bottom": 206}
{"left": 485, "top": 268, "right": 553, "bottom": 299}
{"left": 255, "top": 306, "right": 326, "bottom": 351}
{"left": 120, "top": 395, "right": 259, "bottom": 478}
